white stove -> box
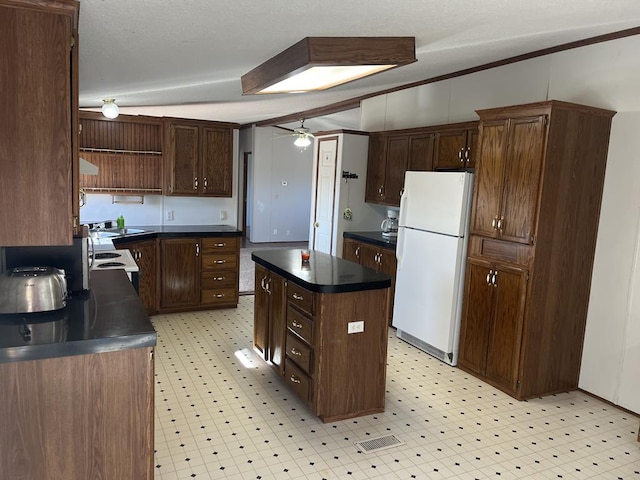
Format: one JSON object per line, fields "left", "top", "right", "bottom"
{"left": 91, "top": 249, "right": 139, "bottom": 282}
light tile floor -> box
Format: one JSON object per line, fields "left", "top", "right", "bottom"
{"left": 151, "top": 296, "right": 640, "bottom": 479}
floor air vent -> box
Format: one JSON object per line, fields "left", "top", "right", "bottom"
{"left": 355, "top": 434, "right": 404, "bottom": 453}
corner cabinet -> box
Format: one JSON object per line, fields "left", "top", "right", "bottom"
{"left": 115, "top": 238, "right": 159, "bottom": 315}
{"left": 164, "top": 119, "right": 236, "bottom": 197}
{"left": 0, "top": 0, "right": 79, "bottom": 246}
{"left": 457, "top": 100, "right": 616, "bottom": 399}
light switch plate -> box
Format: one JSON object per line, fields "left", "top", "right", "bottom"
{"left": 348, "top": 321, "right": 364, "bottom": 334}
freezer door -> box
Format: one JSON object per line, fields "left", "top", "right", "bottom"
{"left": 393, "top": 227, "right": 467, "bottom": 363}
{"left": 399, "top": 171, "right": 473, "bottom": 237}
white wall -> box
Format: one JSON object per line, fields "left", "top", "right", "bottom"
{"left": 80, "top": 131, "right": 240, "bottom": 227}
{"left": 249, "top": 126, "right": 313, "bottom": 243}
{"left": 360, "top": 34, "right": 640, "bottom": 413}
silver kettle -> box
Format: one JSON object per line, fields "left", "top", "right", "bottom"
{"left": 0, "top": 266, "right": 67, "bottom": 313}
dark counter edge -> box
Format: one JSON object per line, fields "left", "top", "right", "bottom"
{"left": 110, "top": 225, "right": 242, "bottom": 245}
{"left": 252, "top": 253, "right": 391, "bottom": 294}
{"left": 343, "top": 231, "right": 397, "bottom": 249}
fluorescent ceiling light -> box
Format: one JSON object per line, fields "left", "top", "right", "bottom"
{"left": 241, "top": 37, "right": 416, "bottom": 95}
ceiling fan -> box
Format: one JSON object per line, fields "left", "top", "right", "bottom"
{"left": 276, "top": 119, "right": 315, "bottom": 148}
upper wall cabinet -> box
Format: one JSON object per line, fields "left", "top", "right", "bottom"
{"left": 0, "top": 0, "right": 79, "bottom": 246}
{"left": 365, "top": 121, "right": 478, "bottom": 207}
{"left": 164, "top": 119, "right": 236, "bottom": 197}
{"left": 78, "top": 112, "right": 164, "bottom": 194}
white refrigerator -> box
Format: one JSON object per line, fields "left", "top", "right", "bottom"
{"left": 393, "top": 171, "right": 474, "bottom": 366}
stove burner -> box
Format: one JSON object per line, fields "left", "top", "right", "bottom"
{"left": 96, "top": 262, "right": 126, "bottom": 268}
{"left": 94, "top": 252, "right": 122, "bottom": 260}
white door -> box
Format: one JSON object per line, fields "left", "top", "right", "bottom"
{"left": 311, "top": 137, "right": 338, "bottom": 254}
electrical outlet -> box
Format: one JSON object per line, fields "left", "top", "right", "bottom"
{"left": 347, "top": 321, "right": 364, "bottom": 334}
{"left": 166, "top": 210, "right": 174, "bottom": 221}
{"left": 220, "top": 210, "right": 227, "bottom": 221}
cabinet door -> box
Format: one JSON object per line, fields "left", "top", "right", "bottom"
{"left": 201, "top": 126, "right": 232, "bottom": 197}
{"left": 484, "top": 264, "right": 528, "bottom": 392}
{"left": 268, "top": 272, "right": 286, "bottom": 374}
{"left": 134, "top": 239, "right": 158, "bottom": 315}
{"left": 465, "top": 129, "right": 479, "bottom": 169}
{"left": 434, "top": 129, "right": 467, "bottom": 170}
{"left": 1, "top": 4, "right": 75, "bottom": 246}
{"left": 359, "top": 244, "right": 381, "bottom": 271}
{"left": 470, "top": 119, "right": 508, "bottom": 237}
{"left": 378, "top": 246, "right": 397, "bottom": 323}
{"left": 342, "top": 238, "right": 361, "bottom": 263}
{"left": 384, "top": 136, "right": 409, "bottom": 206}
{"left": 254, "top": 264, "right": 269, "bottom": 358}
{"left": 458, "top": 259, "right": 494, "bottom": 374}
{"left": 365, "top": 135, "right": 388, "bottom": 203}
{"left": 160, "top": 238, "right": 200, "bottom": 308}
{"left": 407, "top": 133, "right": 434, "bottom": 171}
{"left": 499, "top": 116, "right": 546, "bottom": 244}
{"left": 167, "top": 124, "right": 199, "bottom": 195}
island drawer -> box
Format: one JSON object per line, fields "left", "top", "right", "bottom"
{"left": 287, "top": 307, "right": 313, "bottom": 344}
{"left": 285, "top": 358, "right": 310, "bottom": 402}
{"left": 286, "top": 332, "right": 312, "bottom": 374}
{"left": 287, "top": 282, "right": 314, "bottom": 315}
{"left": 202, "top": 253, "right": 238, "bottom": 270}
{"left": 201, "top": 237, "right": 239, "bottom": 254}
{"left": 201, "top": 287, "right": 237, "bottom": 305}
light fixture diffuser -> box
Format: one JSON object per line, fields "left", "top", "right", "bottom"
{"left": 241, "top": 37, "right": 416, "bottom": 95}
{"left": 101, "top": 98, "right": 119, "bottom": 119}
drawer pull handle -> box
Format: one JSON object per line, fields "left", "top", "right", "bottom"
{"left": 289, "top": 375, "right": 301, "bottom": 384}
{"left": 290, "top": 347, "right": 302, "bottom": 356}
{"left": 291, "top": 320, "right": 303, "bottom": 329}
{"left": 215, "top": 294, "right": 225, "bottom": 298}
{"left": 292, "top": 293, "right": 304, "bottom": 301}
{"left": 215, "top": 260, "right": 226, "bottom": 264}
{"left": 214, "top": 242, "right": 225, "bottom": 247}
{"left": 214, "top": 276, "right": 226, "bottom": 281}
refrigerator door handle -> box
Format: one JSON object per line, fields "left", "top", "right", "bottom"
{"left": 396, "top": 227, "right": 405, "bottom": 267}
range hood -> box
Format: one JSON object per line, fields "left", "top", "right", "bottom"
{"left": 79, "top": 157, "right": 99, "bottom": 175}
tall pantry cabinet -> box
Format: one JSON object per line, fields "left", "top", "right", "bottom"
{"left": 457, "top": 100, "right": 615, "bottom": 400}
{"left": 0, "top": 0, "right": 79, "bottom": 246}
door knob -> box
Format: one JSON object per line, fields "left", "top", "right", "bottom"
{"left": 314, "top": 222, "right": 320, "bottom": 228}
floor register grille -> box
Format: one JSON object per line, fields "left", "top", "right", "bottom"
{"left": 355, "top": 434, "right": 405, "bottom": 454}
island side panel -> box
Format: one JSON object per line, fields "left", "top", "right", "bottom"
{"left": 0, "top": 347, "right": 154, "bottom": 480}
{"left": 315, "top": 287, "right": 389, "bottom": 422}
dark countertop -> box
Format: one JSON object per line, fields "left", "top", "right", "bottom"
{"left": 343, "top": 231, "right": 397, "bottom": 249}
{"left": 0, "top": 270, "right": 156, "bottom": 364}
{"left": 112, "top": 224, "right": 242, "bottom": 245}
{"left": 252, "top": 249, "right": 391, "bottom": 294}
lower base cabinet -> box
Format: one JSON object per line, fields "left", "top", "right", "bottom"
{"left": 0, "top": 347, "right": 154, "bottom": 479}
{"left": 343, "top": 237, "right": 397, "bottom": 324}
{"left": 254, "top": 264, "right": 389, "bottom": 422}
{"left": 117, "top": 238, "right": 158, "bottom": 315}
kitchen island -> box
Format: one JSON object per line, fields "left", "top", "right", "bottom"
{"left": 252, "top": 249, "right": 391, "bottom": 422}
{"left": 0, "top": 270, "right": 156, "bottom": 479}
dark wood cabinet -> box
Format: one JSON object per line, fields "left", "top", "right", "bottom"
{"left": 78, "top": 112, "right": 163, "bottom": 194}
{"left": 0, "top": 0, "right": 79, "bottom": 246}
{"left": 458, "top": 100, "right": 616, "bottom": 399}
{"left": 365, "top": 134, "right": 408, "bottom": 206}
{"left": 165, "top": 120, "right": 235, "bottom": 197}
{"left": 434, "top": 126, "right": 478, "bottom": 170}
{"left": 0, "top": 347, "right": 154, "bottom": 479}
{"left": 470, "top": 116, "right": 546, "bottom": 244}
{"left": 160, "top": 238, "right": 200, "bottom": 309}
{"left": 254, "top": 263, "right": 286, "bottom": 374}
{"left": 159, "top": 235, "right": 240, "bottom": 313}
{"left": 408, "top": 132, "right": 435, "bottom": 171}
{"left": 458, "top": 259, "right": 527, "bottom": 392}
{"left": 117, "top": 238, "right": 158, "bottom": 315}
{"left": 343, "top": 238, "right": 397, "bottom": 325}
{"left": 200, "top": 236, "right": 239, "bottom": 308}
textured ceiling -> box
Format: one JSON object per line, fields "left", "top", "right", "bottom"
{"left": 77, "top": 0, "right": 640, "bottom": 130}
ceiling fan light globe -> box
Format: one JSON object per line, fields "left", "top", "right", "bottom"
{"left": 294, "top": 135, "right": 312, "bottom": 148}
